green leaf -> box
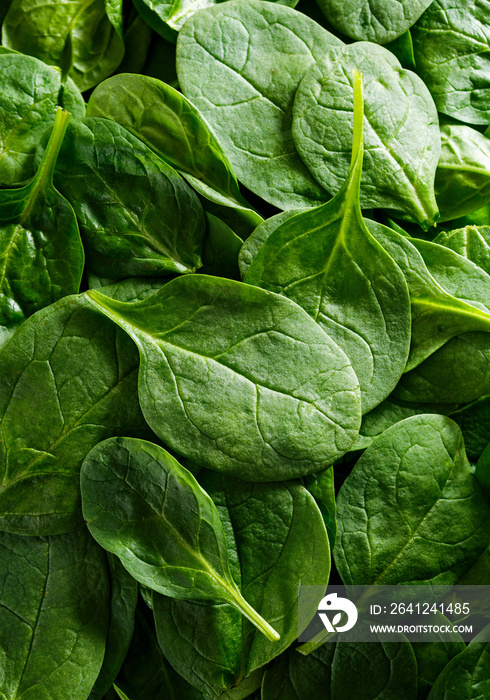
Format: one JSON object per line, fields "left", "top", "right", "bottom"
{"left": 88, "top": 554, "right": 139, "bottom": 700}
{"left": 385, "top": 29, "right": 417, "bottom": 70}
{"left": 0, "top": 107, "right": 84, "bottom": 337}
{"left": 361, "top": 397, "right": 454, "bottom": 440}
{"left": 2, "top": 0, "right": 125, "bottom": 91}
{"left": 86, "top": 275, "right": 361, "bottom": 481}
{"left": 334, "top": 415, "right": 490, "bottom": 585}
{"left": 451, "top": 396, "right": 490, "bottom": 461}
{"left": 435, "top": 125, "right": 490, "bottom": 222}
{"left": 176, "top": 0, "right": 343, "bottom": 209}
{"left": 262, "top": 634, "right": 417, "bottom": 700}
{"left": 366, "top": 219, "right": 490, "bottom": 371}
{"left": 80, "top": 437, "right": 280, "bottom": 642}
{"left": 0, "top": 528, "right": 109, "bottom": 700}
{"left": 44, "top": 117, "right": 205, "bottom": 279}
{"left": 0, "top": 293, "right": 151, "bottom": 535}
{"left": 86, "top": 73, "right": 262, "bottom": 236}
{"left": 426, "top": 633, "right": 490, "bottom": 699}
{"left": 304, "top": 467, "right": 337, "bottom": 548}
{"left": 475, "top": 442, "right": 490, "bottom": 505}
{"left": 412, "top": 0, "right": 490, "bottom": 125}
{"left": 114, "top": 607, "right": 204, "bottom": 700}
{"left": 246, "top": 71, "right": 411, "bottom": 413}
{"left": 434, "top": 225, "right": 490, "bottom": 276}
{"left": 292, "top": 42, "right": 440, "bottom": 227}
{"left": 152, "top": 471, "right": 330, "bottom": 697}
{"left": 0, "top": 53, "right": 84, "bottom": 187}
{"left": 201, "top": 212, "right": 242, "bottom": 280}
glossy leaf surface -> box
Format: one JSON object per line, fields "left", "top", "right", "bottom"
{"left": 434, "top": 225, "right": 490, "bottom": 276}
{"left": 46, "top": 117, "right": 205, "bottom": 279}
{"left": 153, "top": 471, "right": 330, "bottom": 697}
{"left": 0, "top": 53, "right": 84, "bottom": 187}
{"left": 0, "top": 108, "right": 83, "bottom": 339}
{"left": 293, "top": 42, "right": 440, "bottom": 227}
{"left": 0, "top": 528, "right": 109, "bottom": 700}
{"left": 246, "top": 72, "right": 411, "bottom": 413}
{"left": 81, "top": 437, "right": 280, "bottom": 641}
{"left": 177, "top": 0, "right": 342, "bottom": 209}
{"left": 334, "top": 415, "right": 490, "bottom": 585}
{"left": 87, "top": 275, "right": 361, "bottom": 481}
{"left": 0, "top": 293, "right": 150, "bottom": 535}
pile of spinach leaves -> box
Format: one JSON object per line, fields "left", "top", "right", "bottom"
{"left": 0, "top": 1, "right": 489, "bottom": 698}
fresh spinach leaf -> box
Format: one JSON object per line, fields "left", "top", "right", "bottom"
{"left": 87, "top": 274, "right": 362, "bottom": 481}
{"left": 304, "top": 467, "right": 336, "bottom": 547}
{"left": 334, "top": 415, "right": 490, "bottom": 585}
{"left": 114, "top": 607, "right": 204, "bottom": 700}
{"left": 152, "top": 470, "right": 330, "bottom": 697}
{"left": 361, "top": 397, "right": 454, "bottom": 440}
{"left": 0, "top": 293, "right": 151, "bottom": 535}
{"left": 314, "top": 0, "right": 432, "bottom": 43}
{"left": 201, "top": 212, "right": 242, "bottom": 280}
{"left": 0, "top": 107, "right": 84, "bottom": 339}
{"left": 426, "top": 633, "right": 490, "bottom": 699}
{"left": 0, "top": 527, "right": 109, "bottom": 700}
{"left": 2, "top": 0, "right": 125, "bottom": 90}
{"left": 293, "top": 42, "right": 440, "bottom": 227}
{"left": 177, "top": 0, "right": 342, "bottom": 209}
{"left": 42, "top": 117, "right": 205, "bottom": 279}
{"left": 385, "top": 29, "right": 417, "bottom": 70}
{"left": 475, "top": 442, "right": 490, "bottom": 505}
{"left": 435, "top": 125, "right": 490, "bottom": 222}
{"left": 366, "top": 219, "right": 490, "bottom": 371}
{"left": 451, "top": 396, "right": 490, "bottom": 461}
{"left": 87, "top": 73, "right": 262, "bottom": 237}
{"left": 81, "top": 436, "right": 280, "bottom": 641}
{"left": 434, "top": 225, "right": 490, "bottom": 276}
{"left": 412, "top": 0, "right": 490, "bottom": 125}
{"left": 89, "top": 554, "right": 139, "bottom": 700}
{"left": 262, "top": 632, "right": 417, "bottom": 700}
{"left": 246, "top": 71, "right": 411, "bottom": 413}
{"left": 0, "top": 53, "right": 84, "bottom": 187}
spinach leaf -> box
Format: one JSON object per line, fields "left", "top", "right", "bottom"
{"left": 314, "top": 0, "right": 432, "bottom": 44}
{"left": 412, "top": 0, "right": 490, "bottom": 125}
{"left": 426, "top": 633, "right": 490, "bottom": 699}
{"left": 361, "top": 397, "right": 454, "bottom": 440}
{"left": 385, "top": 29, "right": 417, "bottom": 70}
{"left": 201, "top": 212, "right": 242, "bottom": 280}
{"left": 0, "top": 293, "right": 150, "bottom": 536}
{"left": 0, "top": 528, "right": 109, "bottom": 700}
{"left": 457, "top": 546, "right": 490, "bottom": 585}
{"left": 451, "top": 396, "right": 490, "bottom": 461}
{"left": 304, "top": 467, "right": 336, "bottom": 547}
{"left": 393, "top": 332, "right": 490, "bottom": 404}
{"left": 114, "top": 607, "right": 204, "bottom": 700}
{"left": 246, "top": 72, "right": 411, "bottom": 413}
{"left": 133, "top": 0, "right": 299, "bottom": 36}
{"left": 366, "top": 219, "right": 490, "bottom": 371}
{"left": 334, "top": 415, "right": 490, "bottom": 585}
{"left": 292, "top": 42, "right": 440, "bottom": 227}
{"left": 176, "top": 0, "right": 342, "bottom": 209}
{"left": 80, "top": 436, "right": 280, "bottom": 641}
{"left": 435, "top": 125, "right": 490, "bottom": 222}
{"left": 0, "top": 53, "right": 84, "bottom": 187}
{"left": 411, "top": 614, "right": 466, "bottom": 700}
{"left": 87, "top": 274, "right": 362, "bottom": 481}
{"left": 89, "top": 554, "right": 139, "bottom": 700}
{"left": 152, "top": 470, "right": 330, "bottom": 697}
{"left": 44, "top": 117, "right": 205, "bottom": 279}
{"left": 262, "top": 633, "right": 417, "bottom": 700}
{"left": 87, "top": 73, "right": 262, "bottom": 237}
{"left": 2, "top": 0, "right": 125, "bottom": 90}
{"left": 434, "top": 225, "right": 490, "bottom": 275}
{"left": 0, "top": 107, "right": 84, "bottom": 338}
{"left": 475, "top": 442, "right": 490, "bottom": 505}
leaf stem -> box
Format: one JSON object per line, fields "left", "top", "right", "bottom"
{"left": 227, "top": 586, "right": 280, "bottom": 642}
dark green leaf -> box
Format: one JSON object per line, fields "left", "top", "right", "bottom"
{"left": 451, "top": 396, "right": 490, "bottom": 461}
{"left": 153, "top": 471, "right": 330, "bottom": 696}
{"left": 177, "top": 0, "right": 342, "bottom": 209}
{"left": 426, "top": 633, "right": 490, "bottom": 699}
{"left": 87, "top": 275, "right": 362, "bottom": 481}
{"left": 201, "top": 212, "right": 242, "bottom": 280}
{"left": 0, "top": 528, "right": 109, "bottom": 700}
{"left": 0, "top": 293, "right": 150, "bottom": 535}
{"left": 81, "top": 437, "right": 280, "bottom": 641}
{"left": 292, "top": 42, "right": 440, "bottom": 227}
{"left": 475, "top": 442, "right": 490, "bottom": 504}
{"left": 0, "top": 107, "right": 84, "bottom": 338}
{"left": 0, "top": 53, "right": 84, "bottom": 187}
{"left": 46, "top": 117, "right": 205, "bottom": 279}
{"left": 334, "top": 415, "right": 490, "bottom": 585}
{"left": 246, "top": 72, "right": 411, "bottom": 412}
{"left": 2, "top": 0, "right": 125, "bottom": 90}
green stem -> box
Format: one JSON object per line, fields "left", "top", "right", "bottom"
{"left": 228, "top": 587, "right": 280, "bottom": 642}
